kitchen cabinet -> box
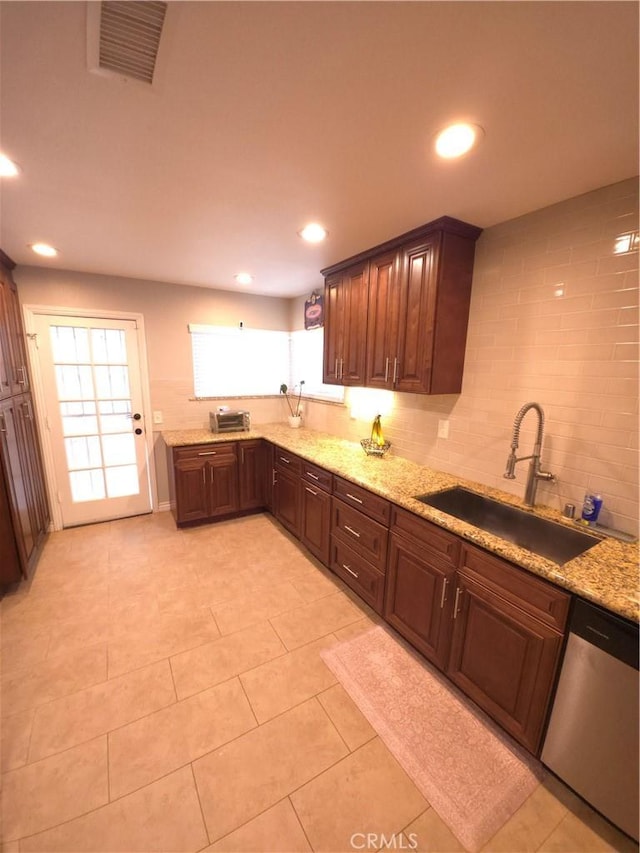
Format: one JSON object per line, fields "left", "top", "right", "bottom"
{"left": 0, "top": 250, "right": 49, "bottom": 584}
{"left": 448, "top": 544, "right": 569, "bottom": 754}
{"left": 322, "top": 261, "right": 368, "bottom": 386}
{"left": 330, "top": 477, "right": 390, "bottom": 615}
{"left": 385, "top": 507, "right": 460, "bottom": 670}
{"left": 238, "top": 439, "right": 265, "bottom": 510}
{"left": 171, "top": 442, "right": 239, "bottom": 525}
{"left": 300, "top": 461, "right": 331, "bottom": 565}
{"left": 272, "top": 448, "right": 302, "bottom": 538}
{"left": 322, "top": 217, "right": 482, "bottom": 395}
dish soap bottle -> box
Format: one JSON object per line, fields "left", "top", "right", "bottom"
{"left": 371, "top": 414, "right": 385, "bottom": 447}
{"left": 581, "top": 493, "right": 603, "bottom": 525}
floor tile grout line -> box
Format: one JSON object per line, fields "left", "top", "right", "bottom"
{"left": 287, "top": 794, "right": 316, "bottom": 853}
{"left": 236, "top": 673, "right": 261, "bottom": 728}
{"left": 189, "top": 761, "right": 212, "bottom": 847}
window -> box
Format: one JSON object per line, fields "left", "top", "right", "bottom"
{"left": 190, "top": 324, "right": 344, "bottom": 403}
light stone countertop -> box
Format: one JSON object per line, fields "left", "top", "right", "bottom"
{"left": 163, "top": 424, "right": 639, "bottom": 623}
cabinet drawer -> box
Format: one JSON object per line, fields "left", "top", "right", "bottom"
{"left": 331, "top": 538, "right": 385, "bottom": 615}
{"left": 333, "top": 476, "right": 391, "bottom": 525}
{"left": 391, "top": 506, "right": 461, "bottom": 568}
{"left": 301, "top": 460, "right": 332, "bottom": 492}
{"left": 460, "top": 544, "right": 570, "bottom": 632}
{"left": 331, "top": 498, "right": 388, "bottom": 572}
{"left": 174, "top": 442, "right": 237, "bottom": 462}
{"left": 274, "top": 448, "right": 302, "bottom": 475}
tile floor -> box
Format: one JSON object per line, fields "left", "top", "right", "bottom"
{"left": 1, "top": 512, "right": 637, "bottom": 853}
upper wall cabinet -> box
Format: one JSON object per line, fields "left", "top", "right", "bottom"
{"left": 321, "top": 217, "right": 482, "bottom": 395}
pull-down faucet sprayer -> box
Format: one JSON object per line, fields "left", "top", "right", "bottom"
{"left": 504, "top": 402, "right": 555, "bottom": 507}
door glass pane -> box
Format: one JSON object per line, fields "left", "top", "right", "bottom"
{"left": 55, "top": 365, "right": 94, "bottom": 400}
{"left": 64, "top": 435, "right": 102, "bottom": 470}
{"left": 91, "top": 328, "right": 127, "bottom": 364}
{"left": 102, "top": 433, "right": 136, "bottom": 466}
{"left": 50, "top": 326, "right": 90, "bottom": 363}
{"left": 105, "top": 464, "right": 139, "bottom": 498}
{"left": 94, "top": 365, "right": 130, "bottom": 399}
{"left": 60, "top": 401, "right": 98, "bottom": 437}
{"left": 69, "top": 469, "right": 106, "bottom": 502}
{"left": 99, "top": 400, "right": 132, "bottom": 433}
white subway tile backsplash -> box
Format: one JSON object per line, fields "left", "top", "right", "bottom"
{"left": 304, "top": 177, "right": 639, "bottom": 536}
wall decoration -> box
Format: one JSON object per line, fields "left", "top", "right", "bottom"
{"left": 304, "top": 292, "right": 324, "bottom": 329}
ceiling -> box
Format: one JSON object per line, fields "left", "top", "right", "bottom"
{"left": 0, "top": 1, "right": 638, "bottom": 298}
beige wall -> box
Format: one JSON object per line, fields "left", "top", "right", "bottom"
{"left": 14, "top": 269, "right": 291, "bottom": 505}
{"left": 15, "top": 178, "right": 639, "bottom": 532}
{"left": 302, "top": 178, "right": 639, "bottom": 535}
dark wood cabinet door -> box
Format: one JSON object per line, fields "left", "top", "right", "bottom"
{"left": 394, "top": 237, "right": 438, "bottom": 394}
{"left": 238, "top": 440, "right": 265, "bottom": 510}
{"left": 447, "top": 573, "right": 564, "bottom": 754}
{"left": 0, "top": 278, "right": 13, "bottom": 399}
{"left": 174, "top": 458, "right": 210, "bottom": 523}
{"left": 5, "top": 279, "right": 29, "bottom": 395}
{"left": 365, "top": 250, "right": 400, "bottom": 389}
{"left": 13, "top": 395, "right": 49, "bottom": 544}
{"left": 322, "top": 272, "right": 345, "bottom": 385}
{"left": 385, "top": 533, "right": 455, "bottom": 670}
{"left": 301, "top": 482, "right": 330, "bottom": 565}
{"left": 0, "top": 461, "right": 22, "bottom": 585}
{"left": 209, "top": 455, "right": 239, "bottom": 517}
{"left": 0, "top": 399, "right": 35, "bottom": 566}
{"left": 273, "top": 466, "right": 301, "bottom": 538}
{"left": 341, "top": 261, "right": 369, "bottom": 386}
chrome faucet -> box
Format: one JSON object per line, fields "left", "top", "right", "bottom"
{"left": 504, "top": 402, "right": 555, "bottom": 506}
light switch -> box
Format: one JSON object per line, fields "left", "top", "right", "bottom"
{"left": 153, "top": 411, "right": 163, "bottom": 425}
{"left": 438, "top": 419, "right": 450, "bottom": 439}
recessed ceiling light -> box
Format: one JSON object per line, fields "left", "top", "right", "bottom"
{"left": 234, "top": 272, "right": 253, "bottom": 285}
{"left": 299, "top": 223, "right": 328, "bottom": 243}
{"left": 435, "top": 123, "right": 483, "bottom": 159}
{"left": 0, "top": 154, "right": 20, "bottom": 177}
{"left": 30, "top": 242, "right": 58, "bottom": 258}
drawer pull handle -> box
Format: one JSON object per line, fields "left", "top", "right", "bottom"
{"left": 344, "top": 524, "right": 360, "bottom": 539}
{"left": 440, "top": 578, "right": 448, "bottom": 609}
{"left": 279, "top": 456, "right": 290, "bottom": 464}
{"left": 345, "top": 492, "right": 363, "bottom": 505}
{"left": 305, "top": 487, "right": 318, "bottom": 496}
{"left": 453, "top": 587, "right": 462, "bottom": 619}
{"left": 198, "top": 451, "right": 217, "bottom": 456}
{"left": 306, "top": 471, "right": 320, "bottom": 480}
{"left": 342, "top": 563, "right": 359, "bottom": 579}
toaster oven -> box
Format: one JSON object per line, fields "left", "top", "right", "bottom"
{"left": 209, "top": 410, "right": 251, "bottom": 433}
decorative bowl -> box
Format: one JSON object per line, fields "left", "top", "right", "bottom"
{"left": 360, "top": 438, "right": 391, "bottom": 457}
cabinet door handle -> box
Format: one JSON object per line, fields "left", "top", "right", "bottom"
{"left": 16, "top": 365, "right": 27, "bottom": 386}
{"left": 334, "top": 358, "right": 339, "bottom": 378}
{"left": 440, "top": 578, "right": 448, "bottom": 609}
{"left": 306, "top": 471, "right": 319, "bottom": 480}
{"left": 344, "top": 524, "right": 360, "bottom": 539}
{"left": 241, "top": 446, "right": 245, "bottom": 464}
{"left": 345, "top": 492, "right": 363, "bottom": 505}
{"left": 305, "top": 486, "right": 318, "bottom": 496}
{"left": 210, "top": 466, "right": 214, "bottom": 483}
{"left": 392, "top": 358, "right": 399, "bottom": 383}
{"left": 272, "top": 468, "right": 277, "bottom": 485}
{"left": 22, "top": 399, "right": 33, "bottom": 420}
{"left": 453, "top": 587, "right": 463, "bottom": 619}
{"left": 0, "top": 413, "right": 6, "bottom": 433}
{"left": 340, "top": 358, "right": 344, "bottom": 380}
{"left": 279, "top": 456, "right": 290, "bottom": 464}
{"left": 202, "top": 468, "right": 206, "bottom": 485}
{"left": 342, "top": 563, "right": 359, "bottom": 579}
{"left": 198, "top": 450, "right": 217, "bottom": 456}
{"left": 384, "top": 357, "right": 390, "bottom": 382}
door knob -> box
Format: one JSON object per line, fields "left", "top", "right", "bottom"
{"left": 134, "top": 428, "right": 143, "bottom": 435}
{"left": 133, "top": 413, "right": 142, "bottom": 420}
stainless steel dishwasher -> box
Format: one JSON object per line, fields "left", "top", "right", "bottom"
{"left": 541, "top": 598, "right": 639, "bottom": 841}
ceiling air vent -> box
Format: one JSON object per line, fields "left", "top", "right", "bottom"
{"left": 98, "top": 1, "right": 167, "bottom": 84}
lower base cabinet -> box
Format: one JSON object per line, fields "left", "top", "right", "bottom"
{"left": 331, "top": 537, "right": 385, "bottom": 614}
{"left": 301, "top": 482, "right": 331, "bottom": 565}
{"left": 273, "top": 464, "right": 301, "bottom": 538}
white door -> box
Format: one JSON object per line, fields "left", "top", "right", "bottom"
{"left": 33, "top": 314, "right": 152, "bottom": 526}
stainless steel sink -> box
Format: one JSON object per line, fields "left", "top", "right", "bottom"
{"left": 415, "top": 487, "right": 601, "bottom": 565}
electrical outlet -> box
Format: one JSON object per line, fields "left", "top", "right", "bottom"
{"left": 438, "top": 419, "right": 450, "bottom": 439}
{"left": 153, "top": 411, "right": 163, "bottom": 425}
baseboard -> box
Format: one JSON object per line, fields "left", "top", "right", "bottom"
{"left": 157, "top": 501, "right": 171, "bottom": 512}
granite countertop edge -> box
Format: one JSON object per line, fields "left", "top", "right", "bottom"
{"left": 162, "top": 424, "right": 639, "bottom": 623}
